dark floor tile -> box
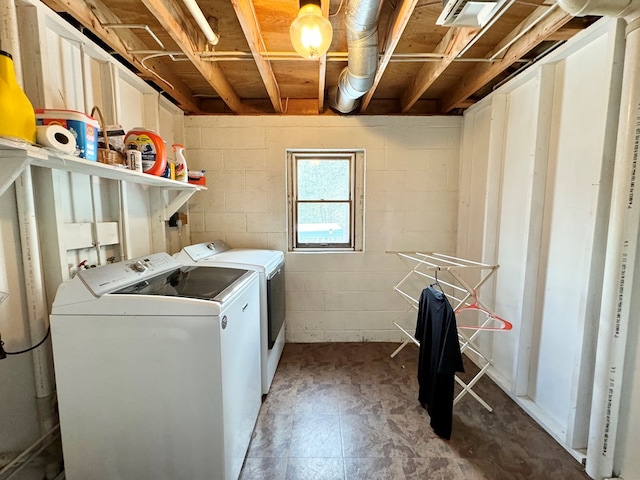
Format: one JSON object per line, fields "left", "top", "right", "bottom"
{"left": 285, "top": 457, "right": 345, "bottom": 480}
{"left": 239, "top": 456, "right": 288, "bottom": 480}
{"left": 399, "top": 457, "right": 467, "bottom": 479}
{"left": 289, "top": 414, "right": 342, "bottom": 457}
{"left": 454, "top": 456, "right": 538, "bottom": 480}
{"left": 338, "top": 384, "right": 384, "bottom": 415}
{"left": 294, "top": 383, "right": 341, "bottom": 415}
{"left": 347, "top": 363, "right": 401, "bottom": 385}
{"left": 246, "top": 414, "right": 293, "bottom": 458}
{"left": 316, "top": 370, "right": 354, "bottom": 385}
{"left": 455, "top": 459, "right": 492, "bottom": 480}
{"left": 272, "top": 355, "right": 302, "bottom": 378}
{"left": 375, "top": 382, "right": 421, "bottom": 414}
{"left": 455, "top": 450, "right": 590, "bottom": 480}
{"left": 240, "top": 343, "right": 591, "bottom": 480}
{"left": 343, "top": 457, "right": 402, "bottom": 480}
{"left": 534, "top": 456, "right": 592, "bottom": 478}
{"left": 262, "top": 373, "right": 308, "bottom": 415}
{"left": 297, "top": 343, "right": 347, "bottom": 365}
{"left": 341, "top": 343, "right": 390, "bottom": 362}
{"left": 340, "top": 414, "right": 395, "bottom": 457}
{"left": 387, "top": 411, "right": 455, "bottom": 458}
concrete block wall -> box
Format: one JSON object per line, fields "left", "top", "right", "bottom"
{"left": 184, "top": 115, "right": 461, "bottom": 342}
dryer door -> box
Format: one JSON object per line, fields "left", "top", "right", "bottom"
{"left": 267, "top": 264, "right": 285, "bottom": 348}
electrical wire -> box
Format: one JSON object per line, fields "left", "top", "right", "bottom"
{"left": 329, "top": 0, "right": 346, "bottom": 17}
{"left": 0, "top": 325, "right": 51, "bottom": 357}
{"left": 140, "top": 53, "right": 177, "bottom": 91}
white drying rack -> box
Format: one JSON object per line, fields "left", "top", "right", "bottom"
{"left": 387, "top": 251, "right": 512, "bottom": 412}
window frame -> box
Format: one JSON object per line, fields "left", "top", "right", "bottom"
{"left": 287, "top": 149, "right": 365, "bottom": 252}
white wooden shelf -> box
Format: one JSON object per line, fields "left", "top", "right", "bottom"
{"left": 0, "top": 137, "right": 206, "bottom": 197}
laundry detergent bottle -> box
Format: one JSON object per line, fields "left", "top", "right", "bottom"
{"left": 0, "top": 50, "right": 36, "bottom": 143}
{"left": 123, "top": 128, "right": 167, "bottom": 176}
{"left": 172, "top": 144, "right": 188, "bottom": 183}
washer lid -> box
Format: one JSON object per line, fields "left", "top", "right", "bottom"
{"left": 207, "top": 249, "right": 284, "bottom": 270}
{"left": 177, "top": 246, "right": 284, "bottom": 273}
{"left": 182, "top": 240, "right": 230, "bottom": 262}
{"left": 113, "top": 266, "right": 252, "bottom": 303}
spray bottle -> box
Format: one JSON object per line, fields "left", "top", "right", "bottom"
{"left": 172, "top": 144, "right": 188, "bottom": 183}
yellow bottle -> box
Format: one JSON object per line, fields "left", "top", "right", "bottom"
{"left": 0, "top": 50, "right": 36, "bottom": 143}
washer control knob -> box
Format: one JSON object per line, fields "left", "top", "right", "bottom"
{"left": 132, "top": 260, "right": 147, "bottom": 272}
{"left": 207, "top": 243, "right": 215, "bottom": 250}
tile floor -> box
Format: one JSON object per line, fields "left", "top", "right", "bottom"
{"left": 239, "top": 342, "right": 590, "bottom": 480}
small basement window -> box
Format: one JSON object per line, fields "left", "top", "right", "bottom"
{"left": 287, "top": 150, "right": 364, "bottom": 252}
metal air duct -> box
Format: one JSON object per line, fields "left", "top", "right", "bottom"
{"left": 328, "top": 0, "right": 383, "bottom": 113}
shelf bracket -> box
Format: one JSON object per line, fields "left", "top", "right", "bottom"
{"left": 164, "top": 188, "right": 197, "bottom": 221}
{"left": 0, "top": 151, "right": 30, "bottom": 197}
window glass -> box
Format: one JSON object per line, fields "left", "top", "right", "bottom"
{"left": 297, "top": 202, "right": 350, "bottom": 245}
{"left": 297, "top": 159, "right": 350, "bottom": 200}
{"left": 287, "top": 150, "right": 364, "bottom": 252}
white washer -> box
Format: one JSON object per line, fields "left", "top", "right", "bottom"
{"left": 50, "top": 253, "right": 261, "bottom": 480}
{"left": 174, "top": 240, "right": 285, "bottom": 395}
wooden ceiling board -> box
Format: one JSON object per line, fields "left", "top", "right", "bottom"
{"left": 417, "top": 61, "right": 474, "bottom": 98}
{"left": 216, "top": 61, "right": 272, "bottom": 97}
{"left": 365, "top": 61, "right": 424, "bottom": 98}
{"left": 44, "top": 0, "right": 593, "bottom": 115}
{"left": 75, "top": 0, "right": 177, "bottom": 51}
{"left": 252, "top": 0, "right": 297, "bottom": 44}
{"left": 325, "top": 59, "right": 348, "bottom": 74}
{"left": 156, "top": 0, "right": 256, "bottom": 54}
{"left": 271, "top": 60, "right": 323, "bottom": 98}
{"left": 173, "top": 63, "right": 219, "bottom": 90}
{"left": 394, "top": 7, "right": 447, "bottom": 53}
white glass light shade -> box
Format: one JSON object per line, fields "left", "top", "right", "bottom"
{"left": 289, "top": 3, "right": 333, "bottom": 59}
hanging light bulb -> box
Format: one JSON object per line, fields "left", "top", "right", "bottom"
{"left": 289, "top": 0, "right": 333, "bottom": 59}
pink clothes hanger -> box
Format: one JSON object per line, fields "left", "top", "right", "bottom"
{"left": 454, "top": 289, "right": 512, "bottom": 331}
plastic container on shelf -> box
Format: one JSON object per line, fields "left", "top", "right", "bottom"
{"left": 35, "top": 109, "right": 99, "bottom": 161}
{"left": 0, "top": 50, "right": 36, "bottom": 143}
{"left": 172, "top": 144, "right": 188, "bottom": 183}
{"left": 188, "top": 170, "right": 206, "bottom": 186}
{"left": 123, "top": 128, "right": 167, "bottom": 176}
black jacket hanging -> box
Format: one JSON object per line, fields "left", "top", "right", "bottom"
{"left": 415, "top": 285, "right": 465, "bottom": 439}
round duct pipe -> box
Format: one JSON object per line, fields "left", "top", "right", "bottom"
{"left": 557, "top": 0, "right": 639, "bottom": 16}
{"left": 328, "top": 0, "right": 383, "bottom": 113}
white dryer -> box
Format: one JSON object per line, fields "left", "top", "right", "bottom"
{"left": 174, "top": 240, "right": 285, "bottom": 394}
{"left": 50, "top": 253, "right": 261, "bottom": 480}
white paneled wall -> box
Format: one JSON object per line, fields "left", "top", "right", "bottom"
{"left": 184, "top": 116, "right": 461, "bottom": 342}
{"left": 0, "top": 1, "right": 186, "bottom": 476}
{"left": 458, "top": 17, "right": 625, "bottom": 462}
{"left": 0, "top": 190, "right": 41, "bottom": 461}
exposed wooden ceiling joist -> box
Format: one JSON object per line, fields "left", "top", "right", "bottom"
{"left": 318, "top": 55, "right": 328, "bottom": 113}
{"left": 359, "top": 0, "right": 420, "bottom": 112}
{"left": 47, "top": 0, "right": 202, "bottom": 113}
{"left": 230, "top": 0, "right": 283, "bottom": 113}
{"left": 318, "top": 0, "right": 330, "bottom": 113}
{"left": 141, "top": 0, "right": 244, "bottom": 113}
{"left": 441, "top": 4, "right": 572, "bottom": 112}
{"left": 40, "top": 0, "right": 593, "bottom": 116}
{"left": 401, "top": 26, "right": 478, "bottom": 113}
